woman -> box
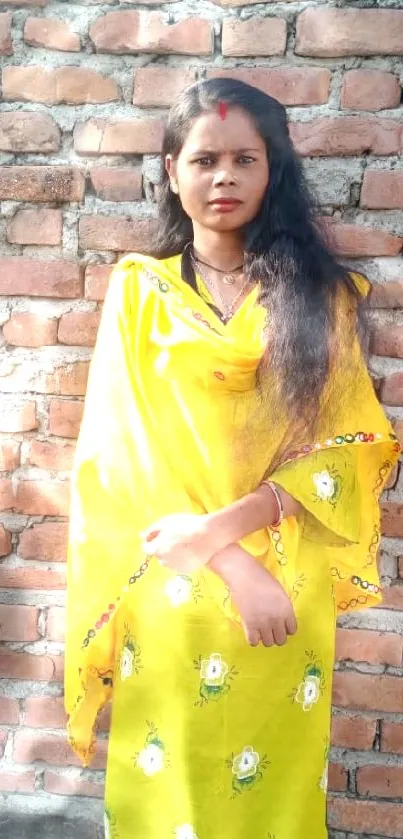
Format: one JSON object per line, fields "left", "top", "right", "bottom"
{"left": 65, "top": 79, "right": 400, "bottom": 839}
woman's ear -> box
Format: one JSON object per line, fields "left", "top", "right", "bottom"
{"left": 165, "top": 154, "right": 179, "bottom": 194}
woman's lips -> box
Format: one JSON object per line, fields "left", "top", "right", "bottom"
{"left": 209, "top": 199, "right": 242, "bottom": 212}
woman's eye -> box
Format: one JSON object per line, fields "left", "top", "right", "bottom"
{"left": 238, "top": 156, "right": 255, "bottom": 165}
{"left": 195, "top": 157, "right": 214, "bottom": 167}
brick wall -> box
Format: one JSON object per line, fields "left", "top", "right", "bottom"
{"left": 0, "top": 1, "right": 403, "bottom": 837}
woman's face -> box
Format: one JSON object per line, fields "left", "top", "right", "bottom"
{"left": 165, "top": 105, "right": 269, "bottom": 234}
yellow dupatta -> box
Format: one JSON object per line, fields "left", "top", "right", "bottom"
{"left": 65, "top": 253, "right": 400, "bottom": 766}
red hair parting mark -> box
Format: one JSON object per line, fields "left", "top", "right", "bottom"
{"left": 218, "top": 101, "right": 228, "bottom": 121}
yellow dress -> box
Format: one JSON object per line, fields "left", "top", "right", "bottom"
{"left": 64, "top": 253, "right": 400, "bottom": 839}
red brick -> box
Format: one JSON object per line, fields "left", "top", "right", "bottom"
{"left": 85, "top": 265, "right": 113, "bottom": 301}
{"left": 44, "top": 771, "right": 104, "bottom": 797}
{"left": 22, "top": 440, "right": 75, "bottom": 472}
{"left": 332, "top": 671, "right": 403, "bottom": 713}
{"left": 3, "top": 66, "right": 119, "bottom": 105}
{"left": 341, "top": 70, "right": 401, "bottom": 112}
{"left": 328, "top": 762, "right": 347, "bottom": 792}
{"left": 331, "top": 714, "right": 376, "bottom": 750}
{"left": 90, "top": 167, "right": 142, "bottom": 201}
{"left": 0, "top": 652, "right": 63, "bottom": 681}
{"left": 357, "top": 764, "right": 403, "bottom": 798}
{"left": 399, "top": 556, "right": 403, "bottom": 579}
{"left": 18, "top": 522, "right": 68, "bottom": 562}
{"left": 24, "top": 696, "right": 66, "bottom": 729}
{"left": 46, "top": 606, "right": 65, "bottom": 642}
{"left": 321, "top": 219, "right": 402, "bottom": 258}
{"left": 74, "top": 118, "right": 163, "bottom": 155}
{"left": 79, "top": 215, "right": 156, "bottom": 252}
{"left": 0, "top": 401, "right": 37, "bottom": 433}
{"left": 290, "top": 117, "right": 400, "bottom": 157}
{"left": 0, "top": 259, "right": 82, "bottom": 298}
{"left": 394, "top": 422, "right": 403, "bottom": 451}
{"left": 14, "top": 479, "right": 69, "bottom": 516}
{"left": 222, "top": 17, "right": 286, "bottom": 57}
{"left": 381, "top": 721, "right": 403, "bottom": 754}
{"left": 44, "top": 361, "right": 89, "bottom": 396}
{"left": 24, "top": 16, "right": 80, "bottom": 51}
{"left": 207, "top": 67, "right": 330, "bottom": 106}
{"left": 328, "top": 798, "right": 403, "bottom": 837}
{"left": 0, "top": 479, "right": 13, "bottom": 511}
{"left": 3, "top": 313, "right": 58, "bottom": 347}
{"left": 7, "top": 209, "right": 62, "bottom": 246}
{"left": 0, "top": 524, "right": 12, "bottom": 557}
{"left": 381, "top": 502, "right": 403, "bottom": 537}
{"left": 0, "top": 11, "right": 13, "bottom": 55}
{"left": 0, "top": 696, "right": 19, "bottom": 725}
{"left": 361, "top": 170, "right": 403, "bottom": 210}
{"left": 133, "top": 67, "right": 197, "bottom": 107}
{"left": 0, "top": 112, "right": 60, "bottom": 152}
{"left": 212, "top": 0, "right": 293, "bottom": 3}
{"left": 369, "top": 281, "right": 403, "bottom": 309}
{"left": 371, "top": 325, "right": 403, "bottom": 358}
{"left": 0, "top": 567, "right": 65, "bottom": 589}
{"left": 13, "top": 731, "right": 107, "bottom": 769}
{"left": 335, "top": 628, "right": 402, "bottom": 667}
{"left": 0, "top": 166, "right": 85, "bottom": 202}
{"left": 296, "top": 8, "right": 403, "bottom": 57}
{"left": 0, "top": 441, "right": 20, "bottom": 471}
{"left": 58, "top": 311, "right": 100, "bottom": 347}
{"left": 381, "top": 584, "right": 403, "bottom": 610}
{"left": 0, "top": 771, "right": 35, "bottom": 793}
{"left": 0, "top": 604, "right": 39, "bottom": 642}
{"left": 49, "top": 400, "right": 83, "bottom": 439}
{"left": 90, "top": 12, "right": 213, "bottom": 56}
{"left": 379, "top": 373, "right": 403, "bottom": 406}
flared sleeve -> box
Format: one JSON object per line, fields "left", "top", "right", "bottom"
{"left": 268, "top": 277, "right": 400, "bottom": 612}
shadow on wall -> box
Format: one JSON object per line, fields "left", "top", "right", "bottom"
{"left": 0, "top": 814, "right": 102, "bottom": 839}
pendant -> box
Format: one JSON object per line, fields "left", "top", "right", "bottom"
{"left": 222, "top": 274, "right": 236, "bottom": 285}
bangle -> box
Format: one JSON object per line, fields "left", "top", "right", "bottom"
{"left": 261, "top": 480, "right": 284, "bottom": 528}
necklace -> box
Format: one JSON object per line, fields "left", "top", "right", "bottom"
{"left": 190, "top": 252, "right": 251, "bottom": 324}
{"left": 191, "top": 247, "right": 244, "bottom": 285}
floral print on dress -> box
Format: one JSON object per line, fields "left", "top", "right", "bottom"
{"left": 119, "top": 624, "right": 142, "bottom": 681}
{"left": 173, "top": 826, "right": 199, "bottom": 839}
{"left": 291, "top": 651, "right": 325, "bottom": 711}
{"left": 227, "top": 746, "right": 270, "bottom": 797}
{"left": 318, "top": 738, "right": 330, "bottom": 793}
{"left": 194, "top": 652, "right": 237, "bottom": 707}
{"left": 134, "top": 721, "right": 167, "bottom": 777}
{"left": 312, "top": 466, "right": 341, "bottom": 507}
{"left": 104, "top": 808, "right": 118, "bottom": 839}
{"left": 165, "top": 574, "right": 201, "bottom": 607}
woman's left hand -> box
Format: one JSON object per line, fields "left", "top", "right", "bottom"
{"left": 141, "top": 513, "right": 223, "bottom": 573}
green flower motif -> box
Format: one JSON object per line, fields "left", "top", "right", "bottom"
{"left": 312, "top": 465, "right": 342, "bottom": 507}
{"left": 194, "top": 652, "right": 237, "bottom": 707}
{"left": 290, "top": 650, "right": 326, "bottom": 711}
{"left": 227, "top": 746, "right": 270, "bottom": 797}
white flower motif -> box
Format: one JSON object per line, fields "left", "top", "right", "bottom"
{"left": 165, "top": 575, "right": 192, "bottom": 607}
{"left": 295, "top": 675, "right": 321, "bottom": 711}
{"left": 232, "top": 746, "right": 260, "bottom": 780}
{"left": 175, "top": 825, "right": 199, "bottom": 839}
{"left": 137, "top": 743, "right": 164, "bottom": 776}
{"left": 313, "top": 470, "right": 335, "bottom": 500}
{"left": 120, "top": 646, "right": 133, "bottom": 681}
{"left": 200, "top": 653, "right": 228, "bottom": 687}
{"left": 319, "top": 761, "right": 328, "bottom": 792}
{"left": 104, "top": 812, "right": 110, "bottom": 839}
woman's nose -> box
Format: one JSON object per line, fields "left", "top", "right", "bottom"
{"left": 213, "top": 169, "right": 237, "bottom": 186}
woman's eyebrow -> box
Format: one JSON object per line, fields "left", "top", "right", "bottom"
{"left": 188, "top": 147, "right": 262, "bottom": 155}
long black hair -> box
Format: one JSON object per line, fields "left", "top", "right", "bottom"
{"left": 149, "top": 78, "right": 365, "bottom": 432}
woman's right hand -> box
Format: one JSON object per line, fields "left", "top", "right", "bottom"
{"left": 209, "top": 543, "right": 297, "bottom": 647}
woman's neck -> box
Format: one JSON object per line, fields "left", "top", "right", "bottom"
{"left": 192, "top": 228, "right": 244, "bottom": 272}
